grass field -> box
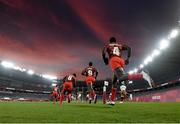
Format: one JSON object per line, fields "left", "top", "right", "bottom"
{"left": 0, "top": 101, "right": 180, "bottom": 123}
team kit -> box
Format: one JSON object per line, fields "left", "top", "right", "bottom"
{"left": 51, "top": 37, "right": 154, "bottom": 106}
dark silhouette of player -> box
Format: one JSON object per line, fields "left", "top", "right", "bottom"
{"left": 82, "top": 62, "right": 98, "bottom": 104}
{"left": 60, "top": 73, "right": 76, "bottom": 105}
{"left": 102, "top": 37, "right": 154, "bottom": 105}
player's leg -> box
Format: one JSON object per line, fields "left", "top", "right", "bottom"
{"left": 87, "top": 83, "right": 93, "bottom": 104}
{"left": 107, "top": 74, "right": 117, "bottom": 105}
{"left": 120, "top": 90, "right": 126, "bottom": 103}
{"left": 110, "top": 57, "right": 154, "bottom": 88}
{"left": 67, "top": 90, "right": 72, "bottom": 103}
{"left": 86, "top": 77, "right": 97, "bottom": 104}
{"left": 114, "top": 67, "right": 154, "bottom": 88}
{"left": 54, "top": 93, "right": 57, "bottom": 104}
{"left": 60, "top": 87, "right": 65, "bottom": 106}
{"left": 90, "top": 83, "right": 97, "bottom": 104}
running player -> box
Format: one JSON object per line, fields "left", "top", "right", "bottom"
{"left": 82, "top": 62, "right": 98, "bottom": 104}
{"left": 59, "top": 73, "right": 76, "bottom": 105}
{"left": 120, "top": 84, "right": 127, "bottom": 103}
{"left": 51, "top": 85, "right": 59, "bottom": 104}
{"left": 102, "top": 37, "right": 154, "bottom": 105}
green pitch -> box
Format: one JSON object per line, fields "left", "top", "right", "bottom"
{"left": 0, "top": 101, "right": 180, "bottom": 123}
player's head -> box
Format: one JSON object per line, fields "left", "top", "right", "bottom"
{"left": 109, "top": 37, "right": 116, "bottom": 43}
{"left": 89, "top": 61, "right": 93, "bottom": 66}
{"left": 72, "top": 73, "right": 76, "bottom": 77}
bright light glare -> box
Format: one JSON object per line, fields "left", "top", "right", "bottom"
{"left": 159, "top": 39, "right": 169, "bottom": 50}
{"left": 13, "top": 66, "right": 21, "bottom": 71}
{"left": 152, "top": 49, "right": 160, "bottom": 57}
{"left": 42, "top": 74, "right": 57, "bottom": 80}
{"left": 129, "top": 81, "right": 133, "bottom": 84}
{"left": 140, "top": 64, "right": 144, "bottom": 68}
{"left": 144, "top": 55, "right": 153, "bottom": 65}
{"left": 27, "top": 70, "right": 34, "bottom": 75}
{"left": 134, "top": 68, "right": 138, "bottom": 73}
{"left": 128, "top": 70, "right": 134, "bottom": 74}
{"left": 52, "top": 83, "right": 57, "bottom": 86}
{"left": 146, "top": 56, "right": 153, "bottom": 62}
{"left": 22, "top": 68, "right": 26, "bottom": 72}
{"left": 169, "top": 29, "right": 179, "bottom": 39}
{"left": 1, "top": 61, "right": 14, "bottom": 68}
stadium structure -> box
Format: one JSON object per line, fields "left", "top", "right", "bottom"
{"left": 0, "top": 24, "right": 180, "bottom": 124}
{"left": 0, "top": 30, "right": 180, "bottom": 102}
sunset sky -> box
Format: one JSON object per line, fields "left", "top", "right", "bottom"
{"left": 0, "top": 0, "right": 179, "bottom": 80}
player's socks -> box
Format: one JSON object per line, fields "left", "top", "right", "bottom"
{"left": 68, "top": 94, "right": 71, "bottom": 103}
{"left": 89, "top": 97, "right": 92, "bottom": 104}
{"left": 91, "top": 91, "right": 95, "bottom": 97}
{"left": 94, "top": 94, "right": 97, "bottom": 104}
{"left": 110, "top": 88, "right": 116, "bottom": 103}
{"left": 60, "top": 94, "right": 64, "bottom": 105}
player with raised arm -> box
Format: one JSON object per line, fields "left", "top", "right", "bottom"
{"left": 102, "top": 37, "right": 154, "bottom": 105}
{"left": 59, "top": 73, "right": 76, "bottom": 106}
{"left": 82, "top": 62, "right": 98, "bottom": 104}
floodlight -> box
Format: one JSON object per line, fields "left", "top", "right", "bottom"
{"left": 159, "top": 39, "right": 169, "bottom": 50}
{"left": 1, "top": 61, "right": 14, "bottom": 68}
{"left": 42, "top": 74, "right": 57, "bottom": 80}
{"left": 27, "top": 70, "right": 34, "bottom": 75}
{"left": 140, "top": 64, "right": 144, "bottom": 69}
{"left": 169, "top": 29, "right": 179, "bottom": 39}
{"left": 152, "top": 49, "right": 160, "bottom": 57}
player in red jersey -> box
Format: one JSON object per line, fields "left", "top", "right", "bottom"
{"left": 51, "top": 85, "right": 59, "bottom": 104}
{"left": 59, "top": 73, "right": 76, "bottom": 105}
{"left": 102, "top": 37, "right": 154, "bottom": 105}
{"left": 82, "top": 62, "right": 98, "bottom": 104}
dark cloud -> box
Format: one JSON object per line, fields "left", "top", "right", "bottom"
{"left": 0, "top": 0, "right": 179, "bottom": 79}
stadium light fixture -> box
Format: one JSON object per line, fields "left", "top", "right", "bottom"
{"left": 144, "top": 56, "right": 153, "bottom": 65}
{"left": 139, "top": 64, "right": 144, "bottom": 69}
{"left": 147, "top": 56, "right": 153, "bottom": 62}
{"left": 21, "top": 68, "right": 26, "bottom": 72}
{"left": 42, "top": 74, "right": 57, "bottom": 80}
{"left": 169, "top": 29, "right": 179, "bottom": 39}
{"left": 152, "top": 49, "right": 160, "bottom": 57}
{"left": 144, "top": 59, "right": 148, "bottom": 65}
{"left": 13, "top": 66, "right": 22, "bottom": 71}
{"left": 27, "top": 70, "right": 34, "bottom": 75}
{"left": 1, "top": 61, "right": 14, "bottom": 68}
{"left": 159, "top": 39, "right": 169, "bottom": 50}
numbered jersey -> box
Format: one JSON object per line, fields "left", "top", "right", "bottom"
{"left": 63, "top": 75, "right": 76, "bottom": 83}
{"left": 104, "top": 43, "right": 123, "bottom": 58}
{"left": 82, "top": 66, "right": 98, "bottom": 77}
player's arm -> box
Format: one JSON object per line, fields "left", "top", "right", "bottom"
{"left": 102, "top": 45, "right": 109, "bottom": 65}
{"left": 122, "top": 44, "right": 131, "bottom": 65}
{"left": 62, "top": 76, "right": 67, "bottom": 83}
{"left": 72, "top": 77, "right": 76, "bottom": 88}
{"left": 81, "top": 68, "right": 87, "bottom": 76}
{"left": 95, "top": 68, "right": 98, "bottom": 79}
